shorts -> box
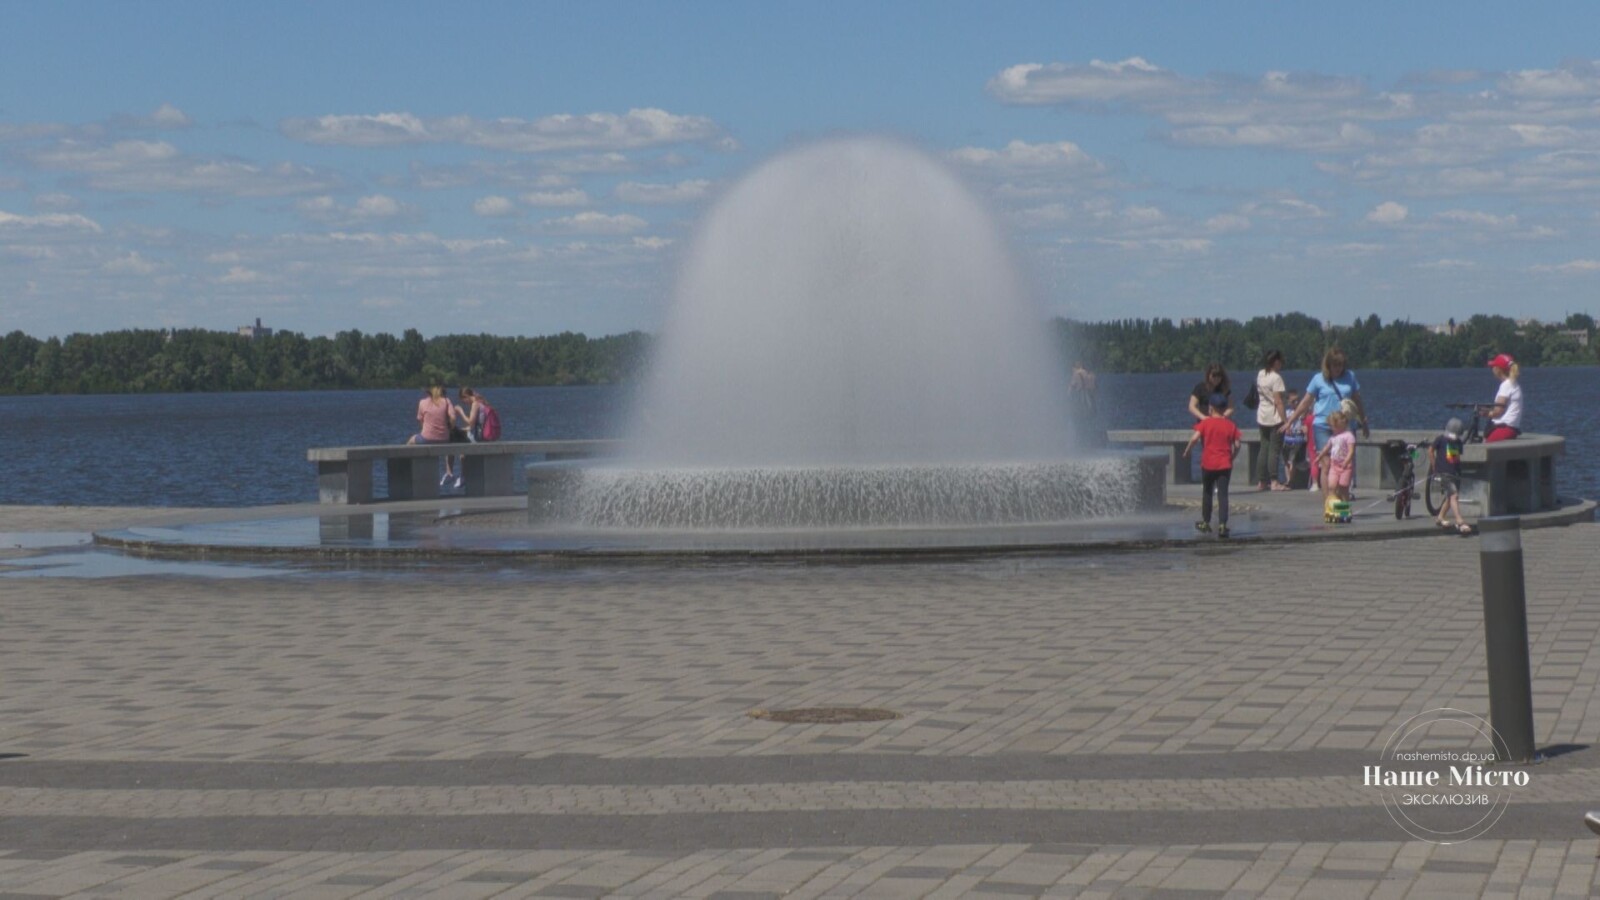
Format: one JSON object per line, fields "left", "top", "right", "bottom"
{"left": 1328, "top": 465, "right": 1353, "bottom": 488}
{"left": 1435, "top": 473, "right": 1460, "bottom": 497}
{"left": 412, "top": 434, "right": 446, "bottom": 445}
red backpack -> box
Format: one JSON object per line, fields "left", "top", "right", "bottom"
{"left": 480, "top": 404, "right": 501, "bottom": 441}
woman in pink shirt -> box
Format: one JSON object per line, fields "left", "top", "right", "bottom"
{"left": 407, "top": 384, "right": 461, "bottom": 484}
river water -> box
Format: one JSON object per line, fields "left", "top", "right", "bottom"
{"left": 4, "top": 368, "right": 1594, "bottom": 508}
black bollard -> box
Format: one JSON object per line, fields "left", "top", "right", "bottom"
{"left": 1479, "top": 516, "right": 1537, "bottom": 764}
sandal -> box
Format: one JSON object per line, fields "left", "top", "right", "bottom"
{"left": 1270, "top": 482, "right": 1291, "bottom": 492}
{"left": 1457, "top": 524, "right": 1473, "bottom": 535}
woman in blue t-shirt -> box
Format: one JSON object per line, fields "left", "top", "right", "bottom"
{"left": 1282, "top": 347, "right": 1369, "bottom": 491}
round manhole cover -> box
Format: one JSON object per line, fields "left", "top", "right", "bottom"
{"left": 749, "top": 707, "right": 901, "bottom": 724}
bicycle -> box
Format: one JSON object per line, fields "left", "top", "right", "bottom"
{"left": 1385, "top": 439, "right": 1469, "bottom": 519}
{"left": 1443, "top": 403, "right": 1488, "bottom": 444}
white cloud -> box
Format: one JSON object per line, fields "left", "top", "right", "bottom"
{"left": 1366, "top": 201, "right": 1409, "bottom": 224}
{"left": 948, "top": 140, "right": 1104, "bottom": 174}
{"left": 31, "top": 193, "right": 79, "bottom": 212}
{"left": 1416, "top": 258, "right": 1477, "bottom": 269}
{"left": 1532, "top": 259, "right": 1600, "bottom": 274}
{"left": 281, "top": 108, "right": 727, "bottom": 153}
{"left": 296, "top": 194, "right": 415, "bottom": 225}
{"left": 472, "top": 196, "right": 517, "bottom": 217}
{"left": 116, "top": 103, "right": 193, "bottom": 130}
{"left": 541, "top": 211, "right": 648, "bottom": 234}
{"left": 27, "top": 139, "right": 339, "bottom": 196}
{"left": 1204, "top": 213, "right": 1251, "bottom": 233}
{"left": 613, "top": 179, "right": 712, "bottom": 204}
{"left": 1171, "top": 122, "right": 1377, "bottom": 152}
{"left": 1242, "top": 197, "right": 1330, "bottom": 219}
{"left": 1434, "top": 209, "right": 1517, "bottom": 228}
{"left": 519, "top": 188, "right": 590, "bottom": 207}
{"left": 0, "top": 209, "right": 103, "bottom": 232}
{"left": 103, "top": 252, "right": 157, "bottom": 274}
{"left": 217, "top": 266, "right": 265, "bottom": 284}
{"left": 988, "top": 57, "right": 1193, "bottom": 106}
{"left": 632, "top": 236, "right": 674, "bottom": 250}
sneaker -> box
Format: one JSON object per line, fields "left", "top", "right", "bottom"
{"left": 1308, "top": 484, "right": 1318, "bottom": 492}
{"left": 1218, "top": 524, "right": 1230, "bottom": 538}
{"left": 440, "top": 472, "right": 452, "bottom": 486}
{"left": 453, "top": 476, "right": 463, "bottom": 490}
{"left": 1194, "top": 521, "right": 1211, "bottom": 534}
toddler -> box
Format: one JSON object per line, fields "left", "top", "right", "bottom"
{"left": 1316, "top": 410, "right": 1356, "bottom": 506}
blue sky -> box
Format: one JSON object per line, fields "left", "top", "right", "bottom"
{"left": 4, "top": 1, "right": 1600, "bottom": 338}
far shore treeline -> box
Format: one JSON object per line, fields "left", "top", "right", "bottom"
{"left": 1, "top": 311, "right": 1595, "bottom": 395}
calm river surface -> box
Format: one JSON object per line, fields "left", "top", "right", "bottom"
{"left": 4, "top": 368, "right": 1595, "bottom": 508}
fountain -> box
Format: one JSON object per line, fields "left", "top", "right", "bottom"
{"left": 530, "top": 137, "right": 1163, "bottom": 533}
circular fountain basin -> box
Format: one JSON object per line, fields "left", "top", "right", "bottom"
{"left": 528, "top": 453, "right": 1166, "bottom": 531}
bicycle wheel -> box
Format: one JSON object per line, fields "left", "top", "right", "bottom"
{"left": 1425, "top": 473, "right": 1443, "bottom": 517}
{"left": 1395, "top": 489, "right": 1409, "bottom": 520}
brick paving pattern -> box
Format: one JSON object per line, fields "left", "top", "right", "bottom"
{"left": 1, "top": 515, "right": 1598, "bottom": 896}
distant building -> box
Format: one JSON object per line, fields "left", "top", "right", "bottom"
{"left": 238, "top": 317, "right": 273, "bottom": 340}
{"left": 1428, "top": 322, "right": 1458, "bottom": 336}
{"left": 1559, "top": 329, "right": 1590, "bottom": 348}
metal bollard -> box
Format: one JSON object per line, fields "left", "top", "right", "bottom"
{"left": 1479, "top": 516, "right": 1537, "bottom": 764}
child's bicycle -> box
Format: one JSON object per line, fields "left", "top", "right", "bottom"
{"left": 1385, "top": 438, "right": 1474, "bottom": 519}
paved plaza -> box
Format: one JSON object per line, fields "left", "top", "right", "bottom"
{"left": 1, "top": 506, "right": 1599, "bottom": 896}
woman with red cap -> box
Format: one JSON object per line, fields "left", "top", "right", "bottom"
{"left": 1483, "top": 353, "right": 1523, "bottom": 442}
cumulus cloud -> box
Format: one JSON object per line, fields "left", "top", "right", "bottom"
{"left": 988, "top": 57, "right": 1195, "bottom": 106}
{"left": 295, "top": 194, "right": 416, "bottom": 226}
{"left": 1204, "top": 213, "right": 1251, "bottom": 233}
{"left": 613, "top": 179, "right": 712, "bottom": 204}
{"left": 103, "top": 252, "right": 158, "bottom": 275}
{"left": 0, "top": 209, "right": 103, "bottom": 232}
{"left": 26, "top": 139, "right": 340, "bottom": 196}
{"left": 540, "top": 211, "right": 647, "bottom": 234}
{"left": 31, "top": 193, "right": 79, "bottom": 212}
{"left": 472, "top": 196, "right": 517, "bottom": 217}
{"left": 1242, "top": 196, "right": 1330, "bottom": 220}
{"left": 519, "top": 188, "right": 590, "bottom": 207}
{"left": 1532, "top": 259, "right": 1600, "bottom": 274}
{"left": 115, "top": 103, "right": 193, "bottom": 130}
{"left": 1366, "top": 201, "right": 1409, "bottom": 224}
{"left": 1434, "top": 209, "right": 1517, "bottom": 228}
{"left": 949, "top": 140, "right": 1104, "bottom": 174}
{"left": 281, "top": 108, "right": 727, "bottom": 153}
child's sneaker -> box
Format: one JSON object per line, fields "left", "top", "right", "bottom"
{"left": 453, "top": 476, "right": 463, "bottom": 490}
{"left": 1217, "top": 524, "right": 1230, "bottom": 538}
{"left": 1194, "top": 521, "right": 1211, "bottom": 534}
{"left": 439, "top": 472, "right": 452, "bottom": 486}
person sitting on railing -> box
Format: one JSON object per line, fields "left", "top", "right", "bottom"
{"left": 1483, "top": 354, "right": 1523, "bottom": 443}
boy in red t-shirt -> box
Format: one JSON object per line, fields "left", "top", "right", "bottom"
{"left": 1183, "top": 391, "right": 1243, "bottom": 537}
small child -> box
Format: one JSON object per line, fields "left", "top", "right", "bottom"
{"left": 1280, "top": 390, "right": 1306, "bottom": 486}
{"left": 1183, "top": 391, "right": 1243, "bottom": 538}
{"left": 1316, "top": 410, "right": 1356, "bottom": 508}
{"left": 1430, "top": 416, "right": 1471, "bottom": 535}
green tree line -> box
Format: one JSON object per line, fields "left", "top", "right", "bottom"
{"left": 1058, "top": 312, "right": 1598, "bottom": 374}
{"left": 0, "top": 328, "right": 650, "bottom": 395}
{"left": 1, "top": 311, "right": 1593, "bottom": 395}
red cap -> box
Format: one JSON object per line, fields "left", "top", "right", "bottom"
{"left": 1487, "top": 353, "right": 1514, "bottom": 369}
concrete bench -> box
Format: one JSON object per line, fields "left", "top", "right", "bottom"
{"left": 308, "top": 440, "right": 621, "bottom": 504}
{"left": 1106, "top": 429, "right": 1565, "bottom": 516}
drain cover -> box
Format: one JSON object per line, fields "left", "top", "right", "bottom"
{"left": 748, "top": 707, "right": 901, "bottom": 724}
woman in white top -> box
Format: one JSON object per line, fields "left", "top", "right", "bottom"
{"left": 1254, "top": 349, "right": 1289, "bottom": 491}
{"left": 1483, "top": 353, "right": 1523, "bottom": 442}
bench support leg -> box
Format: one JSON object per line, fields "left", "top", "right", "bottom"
{"left": 387, "top": 457, "right": 439, "bottom": 501}
{"left": 463, "top": 455, "right": 515, "bottom": 497}
{"left": 317, "top": 460, "right": 372, "bottom": 505}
